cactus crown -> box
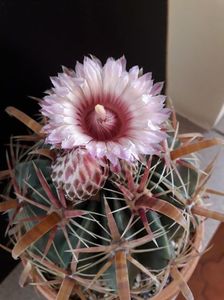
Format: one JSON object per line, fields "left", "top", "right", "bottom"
{"left": 1, "top": 57, "right": 224, "bottom": 300}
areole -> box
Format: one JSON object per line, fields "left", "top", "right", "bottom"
{"left": 22, "top": 222, "right": 204, "bottom": 300}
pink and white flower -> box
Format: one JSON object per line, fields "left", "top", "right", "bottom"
{"left": 41, "top": 56, "right": 169, "bottom": 166}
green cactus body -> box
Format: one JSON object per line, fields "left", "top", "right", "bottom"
{"left": 5, "top": 138, "right": 199, "bottom": 299}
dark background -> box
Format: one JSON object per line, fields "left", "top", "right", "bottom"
{"left": 0, "top": 0, "right": 167, "bottom": 281}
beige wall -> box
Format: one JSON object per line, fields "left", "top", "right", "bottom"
{"left": 167, "top": 0, "right": 224, "bottom": 129}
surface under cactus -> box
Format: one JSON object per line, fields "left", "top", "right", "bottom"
{"left": 1, "top": 57, "right": 224, "bottom": 300}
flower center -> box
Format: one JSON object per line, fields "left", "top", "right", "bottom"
{"left": 84, "top": 104, "right": 122, "bottom": 141}
{"left": 95, "top": 104, "right": 107, "bottom": 121}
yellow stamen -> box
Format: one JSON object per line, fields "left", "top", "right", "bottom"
{"left": 95, "top": 104, "right": 107, "bottom": 121}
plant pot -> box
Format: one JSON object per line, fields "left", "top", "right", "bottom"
{"left": 22, "top": 221, "right": 204, "bottom": 300}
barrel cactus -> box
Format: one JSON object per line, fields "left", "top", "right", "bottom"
{"left": 1, "top": 56, "right": 224, "bottom": 300}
